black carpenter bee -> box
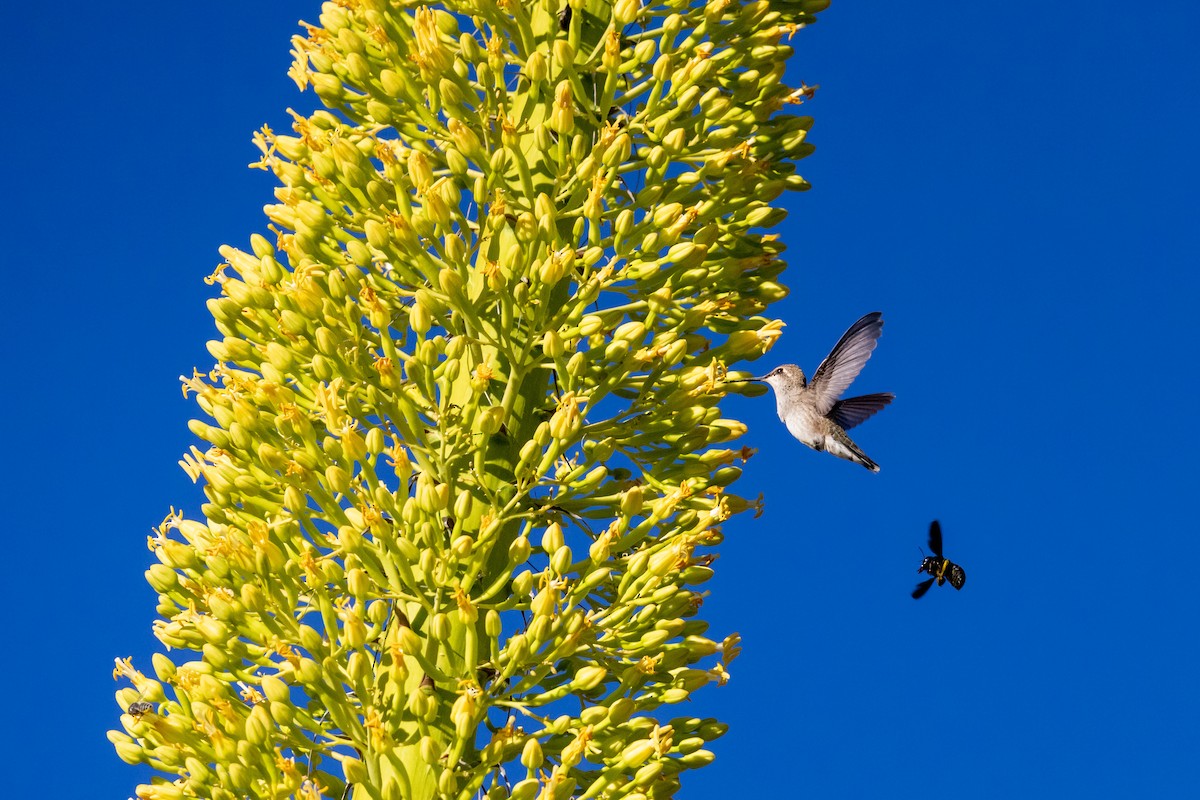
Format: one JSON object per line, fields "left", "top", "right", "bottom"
{"left": 912, "top": 520, "right": 966, "bottom": 599}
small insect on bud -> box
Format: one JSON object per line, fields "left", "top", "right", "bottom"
{"left": 127, "top": 701, "right": 155, "bottom": 717}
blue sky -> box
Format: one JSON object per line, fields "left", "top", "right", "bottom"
{"left": 4, "top": 2, "right": 1197, "bottom": 798}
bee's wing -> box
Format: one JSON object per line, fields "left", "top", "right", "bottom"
{"left": 927, "top": 520, "right": 943, "bottom": 558}
{"left": 949, "top": 563, "right": 966, "bottom": 590}
{"left": 911, "top": 577, "right": 935, "bottom": 599}
{"left": 808, "top": 312, "right": 884, "bottom": 414}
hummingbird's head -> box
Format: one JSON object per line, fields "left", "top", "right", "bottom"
{"left": 753, "top": 364, "right": 807, "bottom": 392}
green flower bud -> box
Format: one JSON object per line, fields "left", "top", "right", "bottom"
{"left": 347, "top": 566, "right": 371, "bottom": 597}
{"left": 572, "top": 665, "right": 607, "bottom": 691}
{"left": 297, "top": 657, "right": 322, "bottom": 686}
{"left": 509, "top": 535, "right": 532, "bottom": 565}
{"left": 343, "top": 756, "right": 369, "bottom": 785}
{"left": 633, "top": 761, "right": 663, "bottom": 788}
{"left": 608, "top": 697, "right": 635, "bottom": 725}
{"left": 150, "top": 653, "right": 176, "bottom": 683}
{"left": 453, "top": 489, "right": 474, "bottom": 520}
{"left": 527, "top": 51, "right": 548, "bottom": 83}
{"left": 397, "top": 625, "right": 422, "bottom": 655}
{"left": 520, "top": 737, "right": 544, "bottom": 769}
{"left": 509, "top": 779, "right": 540, "bottom": 800}
{"left": 145, "top": 564, "right": 177, "bottom": 593}
{"left": 619, "top": 739, "right": 656, "bottom": 770}
{"left": 244, "top": 703, "right": 271, "bottom": 746}
{"left": 678, "top": 749, "right": 715, "bottom": 768}
{"left": 661, "top": 687, "right": 691, "bottom": 704}
{"left": 112, "top": 738, "right": 145, "bottom": 765}
{"left": 261, "top": 675, "right": 290, "bottom": 704}
{"left": 614, "top": 0, "right": 642, "bottom": 26}
{"left": 543, "top": 329, "right": 565, "bottom": 358}
{"left": 550, "top": 81, "right": 574, "bottom": 134}
{"left": 451, "top": 535, "right": 474, "bottom": 558}
{"left": 744, "top": 205, "right": 787, "bottom": 228}
{"left": 504, "top": 632, "right": 530, "bottom": 665}
{"left": 478, "top": 405, "right": 505, "bottom": 435}
{"left": 530, "top": 586, "right": 556, "bottom": 617}
{"left": 550, "top": 545, "right": 573, "bottom": 575}
{"left": 541, "top": 522, "right": 565, "bottom": 553}
{"left": 604, "top": 132, "right": 632, "bottom": 166}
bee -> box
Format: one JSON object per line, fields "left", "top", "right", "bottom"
{"left": 912, "top": 520, "right": 966, "bottom": 599}
{"left": 127, "top": 701, "right": 155, "bottom": 717}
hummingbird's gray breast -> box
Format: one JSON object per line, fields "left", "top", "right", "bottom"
{"left": 780, "top": 396, "right": 829, "bottom": 449}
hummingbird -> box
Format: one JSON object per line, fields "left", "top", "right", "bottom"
{"left": 744, "top": 311, "right": 894, "bottom": 472}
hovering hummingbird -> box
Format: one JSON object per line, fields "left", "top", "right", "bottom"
{"left": 912, "top": 520, "right": 966, "bottom": 598}
{"left": 743, "top": 311, "right": 894, "bottom": 471}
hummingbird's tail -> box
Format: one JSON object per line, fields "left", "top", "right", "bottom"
{"left": 828, "top": 430, "right": 880, "bottom": 472}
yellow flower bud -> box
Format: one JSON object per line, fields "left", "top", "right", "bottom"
{"left": 408, "top": 149, "right": 433, "bottom": 193}
{"left": 541, "top": 521, "right": 565, "bottom": 553}
{"left": 550, "top": 81, "right": 574, "bottom": 134}
{"left": 343, "top": 757, "right": 369, "bottom": 785}
{"left": 244, "top": 703, "right": 272, "bottom": 746}
{"left": 477, "top": 405, "right": 505, "bottom": 435}
{"left": 614, "top": 0, "right": 643, "bottom": 26}
{"left": 572, "top": 665, "right": 607, "bottom": 691}
{"left": 618, "top": 739, "right": 656, "bottom": 769}
{"left": 527, "top": 51, "right": 548, "bottom": 84}
{"left": 520, "top": 737, "right": 544, "bottom": 769}
{"left": 509, "top": 779, "right": 540, "bottom": 800}
{"left": 530, "top": 586, "right": 557, "bottom": 617}
{"left": 550, "top": 545, "right": 573, "bottom": 575}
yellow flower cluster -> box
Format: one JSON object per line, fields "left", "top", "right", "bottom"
{"left": 112, "top": 0, "right": 829, "bottom": 798}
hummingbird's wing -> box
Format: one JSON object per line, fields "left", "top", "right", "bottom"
{"left": 808, "top": 312, "right": 885, "bottom": 414}
{"left": 829, "top": 393, "right": 895, "bottom": 430}
{"left": 927, "top": 520, "right": 943, "bottom": 559}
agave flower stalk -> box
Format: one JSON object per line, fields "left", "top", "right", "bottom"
{"left": 111, "top": 0, "right": 829, "bottom": 798}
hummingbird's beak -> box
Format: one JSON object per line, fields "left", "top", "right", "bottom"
{"left": 723, "top": 374, "right": 769, "bottom": 396}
